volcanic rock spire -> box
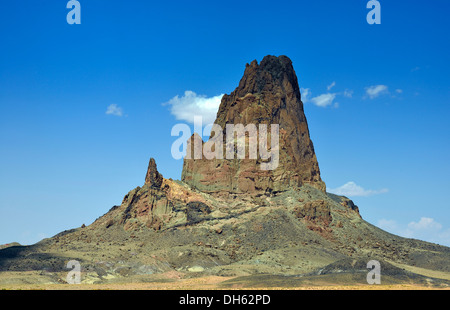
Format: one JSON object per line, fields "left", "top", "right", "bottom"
{"left": 145, "top": 157, "right": 163, "bottom": 189}
{"left": 182, "top": 55, "right": 325, "bottom": 196}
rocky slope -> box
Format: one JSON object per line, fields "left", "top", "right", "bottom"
{"left": 0, "top": 56, "right": 449, "bottom": 287}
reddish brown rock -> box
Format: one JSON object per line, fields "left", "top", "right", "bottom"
{"left": 182, "top": 55, "right": 325, "bottom": 196}
{"left": 145, "top": 157, "right": 163, "bottom": 189}
{"left": 293, "top": 200, "right": 332, "bottom": 225}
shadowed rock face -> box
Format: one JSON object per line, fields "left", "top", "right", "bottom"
{"left": 182, "top": 55, "right": 325, "bottom": 196}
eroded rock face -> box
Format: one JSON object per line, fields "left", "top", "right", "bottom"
{"left": 96, "top": 156, "right": 216, "bottom": 232}
{"left": 145, "top": 158, "right": 163, "bottom": 189}
{"left": 293, "top": 200, "right": 332, "bottom": 225}
{"left": 182, "top": 55, "right": 325, "bottom": 196}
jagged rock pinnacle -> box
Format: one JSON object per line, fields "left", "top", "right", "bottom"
{"left": 145, "top": 157, "right": 163, "bottom": 189}
{"left": 182, "top": 55, "right": 326, "bottom": 196}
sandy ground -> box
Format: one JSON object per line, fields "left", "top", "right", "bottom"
{"left": 0, "top": 275, "right": 448, "bottom": 290}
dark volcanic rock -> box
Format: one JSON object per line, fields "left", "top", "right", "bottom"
{"left": 145, "top": 157, "right": 163, "bottom": 189}
{"left": 185, "top": 201, "right": 212, "bottom": 223}
{"left": 182, "top": 55, "right": 325, "bottom": 196}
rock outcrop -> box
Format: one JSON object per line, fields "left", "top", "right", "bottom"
{"left": 145, "top": 157, "right": 163, "bottom": 188}
{"left": 182, "top": 55, "right": 325, "bottom": 196}
{"left": 97, "top": 156, "right": 213, "bottom": 232}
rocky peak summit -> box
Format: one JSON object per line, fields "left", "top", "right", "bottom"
{"left": 182, "top": 55, "right": 325, "bottom": 196}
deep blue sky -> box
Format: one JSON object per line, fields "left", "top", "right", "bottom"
{"left": 1, "top": 0, "right": 449, "bottom": 246}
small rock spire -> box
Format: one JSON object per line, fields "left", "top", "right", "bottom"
{"left": 145, "top": 157, "right": 163, "bottom": 189}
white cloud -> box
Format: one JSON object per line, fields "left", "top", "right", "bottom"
{"left": 165, "top": 90, "right": 224, "bottom": 125}
{"left": 377, "top": 217, "right": 450, "bottom": 247}
{"left": 395, "top": 89, "right": 403, "bottom": 94}
{"left": 310, "top": 93, "right": 337, "bottom": 108}
{"left": 365, "top": 85, "right": 389, "bottom": 99}
{"left": 407, "top": 217, "right": 442, "bottom": 232}
{"left": 327, "top": 181, "right": 388, "bottom": 197}
{"left": 302, "top": 85, "right": 353, "bottom": 108}
{"left": 300, "top": 88, "right": 311, "bottom": 103}
{"left": 342, "top": 89, "right": 353, "bottom": 98}
{"left": 327, "top": 81, "right": 336, "bottom": 91}
{"left": 105, "top": 104, "right": 123, "bottom": 117}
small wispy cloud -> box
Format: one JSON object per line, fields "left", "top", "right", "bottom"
{"left": 301, "top": 85, "right": 352, "bottom": 108}
{"left": 105, "top": 104, "right": 124, "bottom": 117}
{"left": 327, "top": 81, "right": 336, "bottom": 91}
{"left": 365, "top": 85, "right": 389, "bottom": 99}
{"left": 395, "top": 89, "right": 403, "bottom": 94}
{"left": 342, "top": 89, "right": 353, "bottom": 98}
{"left": 310, "top": 93, "right": 337, "bottom": 108}
{"left": 327, "top": 181, "right": 388, "bottom": 197}
{"left": 377, "top": 217, "right": 450, "bottom": 246}
{"left": 300, "top": 88, "right": 311, "bottom": 103}
{"left": 165, "top": 90, "right": 224, "bottom": 125}
{"left": 408, "top": 217, "right": 442, "bottom": 232}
